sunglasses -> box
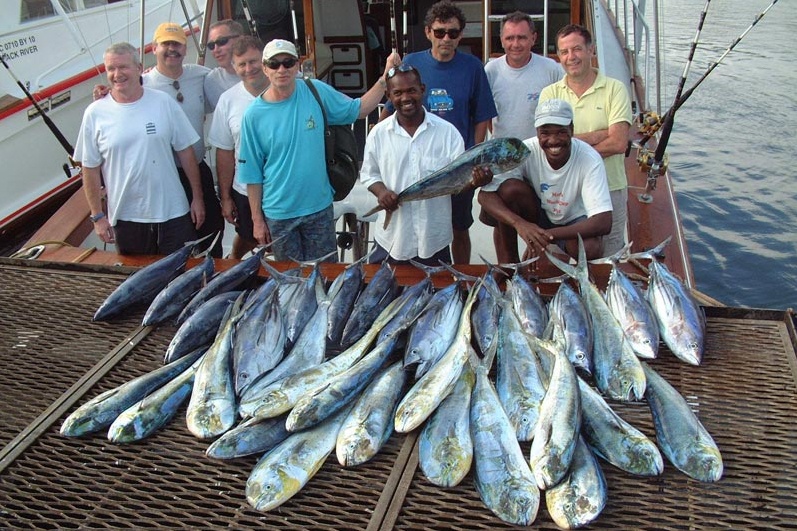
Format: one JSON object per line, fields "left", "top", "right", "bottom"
{"left": 386, "top": 63, "right": 417, "bottom": 80}
{"left": 206, "top": 35, "right": 239, "bottom": 51}
{"left": 265, "top": 57, "right": 298, "bottom": 70}
{"left": 171, "top": 80, "right": 184, "bottom": 103}
{"left": 432, "top": 27, "right": 462, "bottom": 39}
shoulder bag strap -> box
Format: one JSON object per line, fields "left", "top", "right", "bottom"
{"left": 303, "top": 78, "right": 334, "bottom": 165}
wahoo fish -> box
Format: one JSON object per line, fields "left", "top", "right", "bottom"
{"left": 163, "top": 290, "right": 242, "bottom": 364}
{"left": 471, "top": 347, "right": 540, "bottom": 526}
{"left": 245, "top": 294, "right": 405, "bottom": 420}
{"left": 642, "top": 362, "right": 723, "bottom": 482}
{"left": 496, "top": 299, "right": 549, "bottom": 442}
{"left": 142, "top": 255, "right": 214, "bottom": 327}
{"left": 546, "top": 281, "right": 594, "bottom": 376}
{"left": 185, "top": 293, "right": 246, "bottom": 439}
{"left": 176, "top": 247, "right": 266, "bottom": 325}
{"left": 527, "top": 337, "right": 582, "bottom": 490}
{"left": 418, "top": 364, "right": 474, "bottom": 487}
{"left": 246, "top": 404, "right": 353, "bottom": 512}
{"left": 363, "top": 137, "right": 531, "bottom": 227}
{"left": 93, "top": 233, "right": 213, "bottom": 321}
{"left": 340, "top": 260, "right": 398, "bottom": 349}
{"left": 547, "top": 237, "right": 646, "bottom": 401}
{"left": 578, "top": 377, "right": 663, "bottom": 476}
{"left": 394, "top": 280, "right": 481, "bottom": 433}
{"left": 262, "top": 260, "right": 322, "bottom": 349}
{"left": 545, "top": 436, "right": 607, "bottom": 529}
{"left": 205, "top": 415, "right": 290, "bottom": 459}
{"left": 336, "top": 361, "right": 407, "bottom": 467}
{"left": 599, "top": 248, "right": 660, "bottom": 360}
{"left": 108, "top": 357, "right": 201, "bottom": 443}
{"left": 633, "top": 238, "right": 706, "bottom": 365}
{"left": 237, "top": 299, "right": 331, "bottom": 418}
{"left": 60, "top": 346, "right": 206, "bottom": 437}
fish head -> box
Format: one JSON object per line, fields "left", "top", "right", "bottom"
{"left": 684, "top": 444, "right": 723, "bottom": 482}
{"left": 568, "top": 346, "right": 593, "bottom": 377}
{"left": 246, "top": 465, "right": 301, "bottom": 511}
{"left": 627, "top": 327, "right": 659, "bottom": 359}
{"left": 665, "top": 320, "right": 704, "bottom": 365}
{"left": 497, "top": 479, "right": 541, "bottom": 526}
{"left": 626, "top": 437, "right": 664, "bottom": 476}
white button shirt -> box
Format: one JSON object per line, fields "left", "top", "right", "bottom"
{"left": 360, "top": 110, "right": 465, "bottom": 261}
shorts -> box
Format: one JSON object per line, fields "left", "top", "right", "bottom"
{"left": 451, "top": 188, "right": 475, "bottom": 231}
{"left": 368, "top": 242, "right": 451, "bottom": 266}
{"left": 266, "top": 205, "right": 338, "bottom": 262}
{"left": 114, "top": 213, "right": 197, "bottom": 256}
{"left": 231, "top": 188, "right": 255, "bottom": 242}
{"left": 178, "top": 161, "right": 224, "bottom": 257}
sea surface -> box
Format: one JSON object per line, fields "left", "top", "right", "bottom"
{"left": 658, "top": 0, "right": 796, "bottom": 309}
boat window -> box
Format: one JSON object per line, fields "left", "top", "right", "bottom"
{"left": 21, "top": 0, "right": 55, "bottom": 21}
{"left": 486, "top": 0, "right": 571, "bottom": 56}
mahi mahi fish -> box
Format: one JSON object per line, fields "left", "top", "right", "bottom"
{"left": 545, "top": 436, "right": 607, "bottom": 529}
{"left": 363, "top": 137, "right": 531, "bottom": 227}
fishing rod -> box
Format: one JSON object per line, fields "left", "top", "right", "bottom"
{"left": 0, "top": 55, "right": 74, "bottom": 158}
{"left": 240, "top": 0, "right": 260, "bottom": 40}
{"left": 637, "top": 0, "right": 778, "bottom": 198}
{"left": 402, "top": 0, "right": 409, "bottom": 54}
{"left": 196, "top": 0, "right": 215, "bottom": 65}
{"left": 389, "top": 0, "right": 398, "bottom": 54}
{"left": 179, "top": 0, "right": 202, "bottom": 56}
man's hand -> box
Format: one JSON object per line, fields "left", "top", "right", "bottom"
{"left": 93, "top": 217, "right": 115, "bottom": 244}
{"left": 190, "top": 198, "right": 206, "bottom": 230}
{"left": 220, "top": 196, "right": 237, "bottom": 225}
{"left": 515, "top": 220, "right": 553, "bottom": 258}
{"left": 92, "top": 84, "right": 109, "bottom": 101}
{"left": 470, "top": 165, "right": 494, "bottom": 189}
{"left": 252, "top": 218, "right": 272, "bottom": 247}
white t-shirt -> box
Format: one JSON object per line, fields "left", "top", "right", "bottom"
{"left": 482, "top": 137, "right": 611, "bottom": 224}
{"left": 73, "top": 88, "right": 199, "bottom": 224}
{"left": 143, "top": 64, "right": 210, "bottom": 164}
{"left": 207, "top": 81, "right": 254, "bottom": 196}
{"left": 485, "top": 53, "right": 563, "bottom": 140}
{"left": 360, "top": 110, "right": 464, "bottom": 260}
{"left": 205, "top": 67, "right": 240, "bottom": 108}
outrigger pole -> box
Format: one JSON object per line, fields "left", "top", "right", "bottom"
{"left": 638, "top": 0, "right": 778, "bottom": 200}
{"left": 0, "top": 55, "right": 74, "bottom": 158}
{"left": 389, "top": 0, "right": 398, "bottom": 54}
{"left": 240, "top": 0, "right": 260, "bottom": 40}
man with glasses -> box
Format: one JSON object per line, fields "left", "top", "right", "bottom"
{"left": 481, "top": 11, "right": 563, "bottom": 263}
{"left": 143, "top": 22, "right": 225, "bottom": 257}
{"left": 74, "top": 42, "right": 205, "bottom": 255}
{"left": 237, "top": 39, "right": 399, "bottom": 262}
{"left": 381, "top": 0, "right": 497, "bottom": 264}
{"left": 204, "top": 19, "right": 244, "bottom": 108}
{"left": 207, "top": 36, "right": 268, "bottom": 259}
{"left": 361, "top": 65, "right": 492, "bottom": 265}
{"left": 539, "top": 24, "right": 633, "bottom": 256}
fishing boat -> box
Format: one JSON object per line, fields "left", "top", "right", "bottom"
{"left": 0, "top": 0, "right": 204, "bottom": 251}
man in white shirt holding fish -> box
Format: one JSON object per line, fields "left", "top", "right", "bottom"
{"left": 361, "top": 65, "right": 492, "bottom": 265}
{"left": 478, "top": 98, "right": 612, "bottom": 260}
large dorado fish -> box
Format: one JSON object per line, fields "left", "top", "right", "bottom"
{"left": 362, "top": 137, "right": 531, "bottom": 227}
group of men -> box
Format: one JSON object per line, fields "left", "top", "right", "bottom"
{"left": 74, "top": 0, "right": 633, "bottom": 266}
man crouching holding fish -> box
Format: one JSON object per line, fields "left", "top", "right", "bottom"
{"left": 478, "top": 98, "right": 611, "bottom": 261}
{"left": 360, "top": 64, "right": 493, "bottom": 265}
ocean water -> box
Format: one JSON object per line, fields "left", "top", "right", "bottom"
{"left": 659, "top": 0, "right": 797, "bottom": 309}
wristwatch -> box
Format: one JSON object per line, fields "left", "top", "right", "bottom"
{"left": 89, "top": 212, "right": 106, "bottom": 223}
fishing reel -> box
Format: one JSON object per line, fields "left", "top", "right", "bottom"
{"left": 638, "top": 111, "right": 663, "bottom": 137}
{"left": 636, "top": 148, "right": 668, "bottom": 175}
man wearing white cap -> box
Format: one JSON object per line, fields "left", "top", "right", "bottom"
{"left": 237, "top": 39, "right": 399, "bottom": 262}
{"left": 478, "top": 98, "right": 612, "bottom": 260}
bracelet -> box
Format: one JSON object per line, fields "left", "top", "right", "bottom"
{"left": 89, "top": 212, "right": 106, "bottom": 223}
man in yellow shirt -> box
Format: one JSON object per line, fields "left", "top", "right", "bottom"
{"left": 540, "top": 24, "right": 632, "bottom": 255}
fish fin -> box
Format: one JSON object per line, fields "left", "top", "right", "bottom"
{"left": 382, "top": 209, "right": 393, "bottom": 229}
{"left": 439, "top": 262, "right": 480, "bottom": 283}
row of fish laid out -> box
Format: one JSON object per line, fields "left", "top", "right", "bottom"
{"left": 62, "top": 237, "right": 720, "bottom": 528}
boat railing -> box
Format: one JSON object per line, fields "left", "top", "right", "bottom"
{"left": 603, "top": 0, "right": 662, "bottom": 115}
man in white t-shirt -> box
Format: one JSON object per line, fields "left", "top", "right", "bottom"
{"left": 74, "top": 42, "right": 205, "bottom": 255}
{"left": 207, "top": 36, "right": 268, "bottom": 259}
{"left": 204, "top": 19, "right": 244, "bottom": 107}
{"left": 478, "top": 98, "right": 612, "bottom": 260}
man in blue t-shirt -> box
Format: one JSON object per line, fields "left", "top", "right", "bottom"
{"left": 237, "top": 39, "right": 398, "bottom": 262}
{"left": 381, "top": 0, "right": 497, "bottom": 264}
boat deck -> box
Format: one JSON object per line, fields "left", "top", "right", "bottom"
{"left": 1, "top": 259, "right": 796, "bottom": 529}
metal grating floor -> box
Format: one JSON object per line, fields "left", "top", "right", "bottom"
{"left": 1, "top": 261, "right": 797, "bottom": 529}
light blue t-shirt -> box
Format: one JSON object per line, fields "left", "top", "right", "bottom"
{"left": 237, "top": 79, "right": 360, "bottom": 219}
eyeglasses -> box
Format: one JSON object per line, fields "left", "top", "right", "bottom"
{"left": 206, "top": 35, "right": 239, "bottom": 51}
{"left": 432, "top": 27, "right": 462, "bottom": 39}
{"left": 171, "top": 80, "right": 184, "bottom": 103}
{"left": 265, "top": 57, "right": 298, "bottom": 70}
{"left": 386, "top": 63, "right": 417, "bottom": 80}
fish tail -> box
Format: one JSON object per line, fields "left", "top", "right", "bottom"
{"left": 382, "top": 209, "right": 393, "bottom": 229}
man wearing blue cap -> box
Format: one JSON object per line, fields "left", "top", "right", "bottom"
{"left": 478, "top": 98, "right": 612, "bottom": 260}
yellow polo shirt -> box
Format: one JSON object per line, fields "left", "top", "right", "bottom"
{"left": 540, "top": 70, "right": 632, "bottom": 191}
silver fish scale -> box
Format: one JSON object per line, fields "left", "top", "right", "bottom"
{"left": 606, "top": 265, "right": 660, "bottom": 360}
{"left": 548, "top": 282, "right": 594, "bottom": 376}
{"left": 545, "top": 436, "right": 607, "bottom": 529}
{"left": 508, "top": 276, "right": 548, "bottom": 338}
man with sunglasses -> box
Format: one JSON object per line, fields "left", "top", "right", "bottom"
{"left": 237, "top": 39, "right": 399, "bottom": 262}
{"left": 204, "top": 20, "right": 244, "bottom": 108}
{"left": 207, "top": 36, "right": 268, "bottom": 259}
{"left": 75, "top": 42, "right": 205, "bottom": 256}
{"left": 381, "top": 0, "right": 497, "bottom": 264}
{"left": 143, "top": 22, "right": 225, "bottom": 257}
{"left": 361, "top": 65, "right": 492, "bottom": 265}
